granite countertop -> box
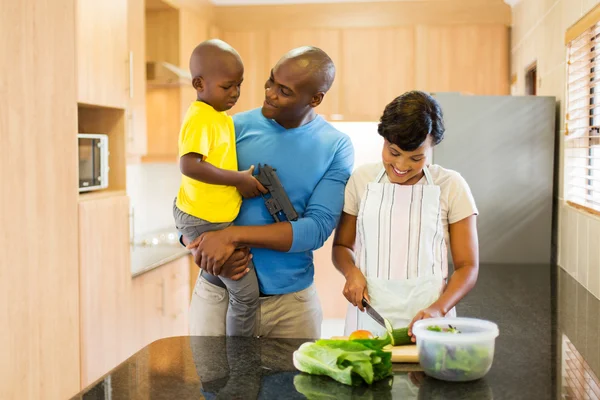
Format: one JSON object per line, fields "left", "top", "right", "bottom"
{"left": 72, "top": 264, "right": 558, "bottom": 399}
{"left": 130, "top": 229, "right": 190, "bottom": 277}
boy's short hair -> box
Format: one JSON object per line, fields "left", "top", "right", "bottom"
{"left": 377, "top": 91, "right": 445, "bottom": 151}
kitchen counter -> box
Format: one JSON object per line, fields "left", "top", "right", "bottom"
{"left": 71, "top": 264, "right": 569, "bottom": 399}
{"left": 130, "top": 229, "right": 189, "bottom": 277}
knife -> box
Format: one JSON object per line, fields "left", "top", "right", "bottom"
{"left": 361, "top": 298, "right": 388, "bottom": 329}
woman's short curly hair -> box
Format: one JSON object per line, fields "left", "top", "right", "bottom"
{"left": 377, "top": 91, "right": 445, "bottom": 151}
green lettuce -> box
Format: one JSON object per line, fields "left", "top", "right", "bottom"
{"left": 293, "top": 374, "right": 393, "bottom": 399}
{"left": 420, "top": 341, "right": 492, "bottom": 380}
{"left": 292, "top": 339, "right": 392, "bottom": 386}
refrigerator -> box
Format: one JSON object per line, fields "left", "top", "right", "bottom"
{"left": 432, "top": 93, "right": 557, "bottom": 265}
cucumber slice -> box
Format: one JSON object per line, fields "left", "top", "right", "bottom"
{"left": 383, "top": 319, "right": 412, "bottom": 346}
{"left": 390, "top": 328, "right": 412, "bottom": 346}
{"left": 384, "top": 319, "right": 394, "bottom": 345}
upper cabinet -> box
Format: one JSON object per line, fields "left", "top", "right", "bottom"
{"left": 341, "top": 28, "right": 416, "bottom": 122}
{"left": 415, "top": 25, "right": 510, "bottom": 96}
{"left": 221, "top": 30, "right": 270, "bottom": 115}
{"left": 143, "top": 5, "right": 211, "bottom": 162}
{"left": 76, "top": 0, "right": 128, "bottom": 108}
{"left": 268, "top": 29, "right": 342, "bottom": 120}
{"left": 127, "top": 0, "right": 148, "bottom": 158}
{"left": 210, "top": 2, "right": 510, "bottom": 122}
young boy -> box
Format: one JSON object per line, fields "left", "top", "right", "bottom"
{"left": 173, "top": 39, "right": 266, "bottom": 337}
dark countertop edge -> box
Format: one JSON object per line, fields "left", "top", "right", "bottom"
{"left": 131, "top": 248, "right": 190, "bottom": 278}
{"left": 72, "top": 335, "right": 222, "bottom": 398}
{"left": 73, "top": 335, "right": 421, "bottom": 397}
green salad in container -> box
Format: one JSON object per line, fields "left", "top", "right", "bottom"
{"left": 412, "top": 318, "right": 499, "bottom": 382}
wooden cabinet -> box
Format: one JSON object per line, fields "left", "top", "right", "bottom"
{"left": 268, "top": 29, "right": 342, "bottom": 120}
{"left": 179, "top": 7, "right": 212, "bottom": 67}
{"left": 145, "top": 87, "right": 182, "bottom": 162}
{"left": 79, "top": 195, "right": 190, "bottom": 387}
{"left": 131, "top": 256, "right": 190, "bottom": 350}
{"left": 143, "top": 6, "right": 211, "bottom": 162}
{"left": 207, "top": 25, "right": 509, "bottom": 123}
{"left": 78, "top": 195, "right": 133, "bottom": 388}
{"left": 76, "top": 0, "right": 128, "bottom": 108}
{"left": 415, "top": 25, "right": 510, "bottom": 96}
{"left": 222, "top": 30, "right": 270, "bottom": 114}
{"left": 1, "top": 0, "right": 81, "bottom": 397}
{"left": 340, "top": 28, "right": 416, "bottom": 121}
{"left": 146, "top": 8, "right": 180, "bottom": 65}
{"left": 127, "top": 0, "right": 148, "bottom": 158}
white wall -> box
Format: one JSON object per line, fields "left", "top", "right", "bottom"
{"left": 330, "top": 121, "right": 382, "bottom": 169}
{"left": 511, "top": 0, "right": 600, "bottom": 299}
{"left": 127, "top": 163, "right": 181, "bottom": 238}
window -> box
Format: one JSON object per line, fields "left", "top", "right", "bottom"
{"left": 565, "top": 20, "right": 600, "bottom": 214}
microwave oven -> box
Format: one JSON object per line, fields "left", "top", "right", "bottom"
{"left": 78, "top": 133, "right": 109, "bottom": 192}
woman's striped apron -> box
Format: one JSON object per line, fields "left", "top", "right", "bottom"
{"left": 344, "top": 166, "right": 455, "bottom": 336}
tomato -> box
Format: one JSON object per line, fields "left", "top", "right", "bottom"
{"left": 348, "top": 329, "right": 374, "bottom": 340}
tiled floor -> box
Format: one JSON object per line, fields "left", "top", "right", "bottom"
{"left": 560, "top": 267, "right": 600, "bottom": 399}
{"left": 563, "top": 336, "right": 600, "bottom": 399}
{"left": 559, "top": 268, "right": 600, "bottom": 380}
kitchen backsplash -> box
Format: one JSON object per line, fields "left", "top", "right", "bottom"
{"left": 127, "top": 163, "right": 181, "bottom": 238}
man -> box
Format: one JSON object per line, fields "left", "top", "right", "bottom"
{"left": 183, "top": 46, "right": 354, "bottom": 339}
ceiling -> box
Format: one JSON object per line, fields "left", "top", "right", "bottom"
{"left": 145, "top": 0, "right": 518, "bottom": 9}
{"left": 211, "top": 0, "right": 412, "bottom": 5}
{"left": 146, "top": 0, "right": 174, "bottom": 9}
{"left": 210, "top": 0, "right": 517, "bottom": 6}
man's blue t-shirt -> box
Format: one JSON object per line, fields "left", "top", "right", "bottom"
{"left": 233, "top": 108, "right": 354, "bottom": 295}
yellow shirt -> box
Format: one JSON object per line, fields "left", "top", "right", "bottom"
{"left": 176, "top": 101, "right": 241, "bottom": 223}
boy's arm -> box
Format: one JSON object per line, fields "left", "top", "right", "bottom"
{"left": 180, "top": 153, "right": 242, "bottom": 185}
{"left": 187, "top": 137, "right": 355, "bottom": 276}
{"left": 180, "top": 153, "right": 266, "bottom": 198}
{"left": 180, "top": 118, "right": 265, "bottom": 197}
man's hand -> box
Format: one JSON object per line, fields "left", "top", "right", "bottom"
{"left": 407, "top": 304, "right": 446, "bottom": 342}
{"left": 236, "top": 165, "right": 268, "bottom": 198}
{"left": 189, "top": 245, "right": 252, "bottom": 281}
{"left": 342, "top": 267, "right": 369, "bottom": 311}
{"left": 221, "top": 248, "right": 253, "bottom": 280}
{"left": 187, "top": 229, "right": 237, "bottom": 276}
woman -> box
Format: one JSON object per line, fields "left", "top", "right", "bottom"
{"left": 332, "top": 91, "right": 479, "bottom": 340}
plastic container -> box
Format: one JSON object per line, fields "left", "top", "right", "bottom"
{"left": 412, "top": 317, "right": 499, "bottom": 382}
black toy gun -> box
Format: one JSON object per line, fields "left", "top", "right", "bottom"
{"left": 255, "top": 164, "right": 299, "bottom": 222}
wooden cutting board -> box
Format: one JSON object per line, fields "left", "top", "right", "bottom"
{"left": 387, "top": 344, "right": 418, "bottom": 363}
{"left": 330, "top": 336, "right": 419, "bottom": 363}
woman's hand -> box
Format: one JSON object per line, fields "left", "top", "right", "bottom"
{"left": 407, "top": 304, "right": 445, "bottom": 342}
{"left": 343, "top": 268, "right": 369, "bottom": 311}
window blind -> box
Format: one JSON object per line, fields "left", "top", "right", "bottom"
{"left": 566, "top": 23, "right": 600, "bottom": 214}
